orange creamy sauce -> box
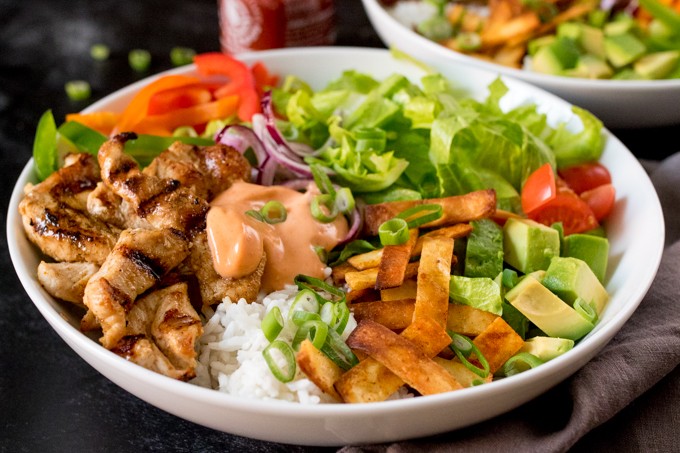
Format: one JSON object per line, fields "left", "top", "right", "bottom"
{"left": 206, "top": 181, "right": 348, "bottom": 293}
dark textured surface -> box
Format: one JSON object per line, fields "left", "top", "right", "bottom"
{"left": 0, "top": 1, "right": 678, "bottom": 452}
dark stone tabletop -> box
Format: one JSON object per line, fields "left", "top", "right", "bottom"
{"left": 1, "top": 1, "right": 678, "bottom": 452}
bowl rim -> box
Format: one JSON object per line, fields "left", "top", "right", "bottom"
{"left": 7, "top": 46, "right": 665, "bottom": 421}
{"left": 361, "top": 0, "right": 680, "bottom": 90}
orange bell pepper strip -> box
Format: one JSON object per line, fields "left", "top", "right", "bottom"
{"left": 194, "top": 52, "right": 261, "bottom": 122}
{"left": 65, "top": 111, "right": 121, "bottom": 135}
{"left": 113, "top": 74, "right": 201, "bottom": 134}
{"left": 147, "top": 84, "right": 213, "bottom": 116}
{"left": 133, "top": 95, "right": 239, "bottom": 136}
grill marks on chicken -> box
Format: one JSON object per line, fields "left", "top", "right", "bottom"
{"left": 23, "top": 135, "right": 261, "bottom": 380}
{"left": 19, "top": 154, "right": 120, "bottom": 265}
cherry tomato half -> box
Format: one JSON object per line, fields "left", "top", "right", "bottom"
{"left": 521, "top": 163, "right": 557, "bottom": 215}
{"left": 557, "top": 162, "right": 612, "bottom": 195}
{"left": 581, "top": 183, "right": 616, "bottom": 221}
{"left": 529, "top": 186, "right": 599, "bottom": 235}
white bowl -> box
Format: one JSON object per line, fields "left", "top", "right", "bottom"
{"left": 7, "top": 47, "right": 664, "bottom": 446}
{"left": 362, "top": 0, "right": 680, "bottom": 129}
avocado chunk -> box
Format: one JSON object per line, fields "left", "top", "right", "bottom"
{"left": 605, "top": 33, "right": 646, "bottom": 68}
{"left": 562, "top": 234, "right": 609, "bottom": 282}
{"left": 634, "top": 51, "right": 680, "bottom": 79}
{"left": 604, "top": 20, "right": 635, "bottom": 36}
{"left": 520, "top": 336, "right": 575, "bottom": 361}
{"left": 542, "top": 257, "right": 609, "bottom": 315}
{"left": 505, "top": 275, "right": 594, "bottom": 340}
{"left": 465, "top": 219, "right": 504, "bottom": 278}
{"left": 528, "top": 35, "right": 556, "bottom": 56}
{"left": 449, "top": 275, "right": 503, "bottom": 315}
{"left": 503, "top": 218, "right": 560, "bottom": 274}
{"left": 580, "top": 25, "right": 606, "bottom": 59}
{"left": 566, "top": 55, "right": 614, "bottom": 79}
{"left": 532, "top": 38, "right": 580, "bottom": 75}
{"left": 557, "top": 22, "right": 583, "bottom": 41}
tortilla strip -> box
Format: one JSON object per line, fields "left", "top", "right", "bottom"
{"left": 412, "top": 237, "right": 454, "bottom": 329}
{"left": 375, "top": 229, "right": 419, "bottom": 290}
{"left": 296, "top": 339, "right": 343, "bottom": 402}
{"left": 473, "top": 317, "right": 525, "bottom": 373}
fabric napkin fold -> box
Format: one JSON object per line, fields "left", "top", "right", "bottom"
{"left": 341, "top": 153, "right": 680, "bottom": 453}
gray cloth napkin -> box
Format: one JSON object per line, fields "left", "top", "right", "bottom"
{"left": 341, "top": 153, "right": 680, "bottom": 453}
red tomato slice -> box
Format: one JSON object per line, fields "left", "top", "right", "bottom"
{"left": 557, "top": 162, "right": 612, "bottom": 195}
{"left": 581, "top": 183, "right": 616, "bottom": 221}
{"left": 529, "top": 187, "right": 599, "bottom": 235}
{"left": 521, "top": 163, "right": 557, "bottom": 215}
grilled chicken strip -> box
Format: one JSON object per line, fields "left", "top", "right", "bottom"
{"left": 83, "top": 228, "right": 190, "bottom": 349}
{"left": 111, "top": 335, "right": 194, "bottom": 381}
{"left": 98, "top": 133, "right": 209, "bottom": 236}
{"left": 144, "top": 141, "right": 251, "bottom": 201}
{"left": 125, "top": 282, "right": 202, "bottom": 376}
{"left": 19, "top": 153, "right": 120, "bottom": 264}
{"left": 37, "top": 261, "right": 99, "bottom": 305}
{"left": 187, "top": 231, "right": 265, "bottom": 307}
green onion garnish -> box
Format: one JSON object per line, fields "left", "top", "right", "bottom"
{"left": 320, "top": 302, "right": 336, "bottom": 326}
{"left": 289, "top": 289, "right": 320, "bottom": 318}
{"left": 90, "top": 44, "right": 110, "bottom": 61}
{"left": 262, "top": 340, "right": 296, "bottom": 383}
{"left": 294, "top": 274, "right": 346, "bottom": 304}
{"left": 574, "top": 297, "right": 598, "bottom": 324}
{"left": 455, "top": 32, "right": 482, "bottom": 51}
{"left": 378, "top": 218, "right": 409, "bottom": 246}
{"left": 260, "top": 200, "right": 287, "bottom": 224}
{"left": 448, "top": 332, "right": 490, "bottom": 378}
{"left": 129, "top": 49, "right": 151, "bottom": 72}
{"left": 261, "top": 306, "right": 284, "bottom": 342}
{"left": 333, "top": 301, "right": 351, "bottom": 334}
{"left": 64, "top": 80, "right": 91, "bottom": 102}
{"left": 396, "top": 203, "right": 443, "bottom": 228}
{"left": 310, "top": 164, "right": 336, "bottom": 196}
{"left": 292, "top": 320, "right": 329, "bottom": 351}
{"left": 500, "top": 352, "right": 545, "bottom": 377}
{"left": 311, "top": 194, "right": 339, "bottom": 223}
{"left": 320, "top": 328, "right": 359, "bottom": 371}
{"left": 245, "top": 209, "right": 264, "bottom": 222}
{"left": 314, "top": 246, "right": 328, "bottom": 264}
{"left": 170, "top": 46, "right": 196, "bottom": 67}
{"left": 334, "top": 187, "right": 355, "bottom": 215}
{"left": 291, "top": 310, "right": 322, "bottom": 326}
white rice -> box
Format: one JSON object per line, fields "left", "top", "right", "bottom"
{"left": 389, "top": 0, "right": 438, "bottom": 29}
{"left": 190, "top": 282, "right": 358, "bottom": 404}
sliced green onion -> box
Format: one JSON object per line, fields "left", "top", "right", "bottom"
{"left": 574, "top": 297, "right": 598, "bottom": 324}
{"left": 289, "top": 289, "right": 320, "bottom": 317}
{"left": 170, "top": 46, "right": 196, "bottom": 67}
{"left": 500, "top": 352, "right": 545, "bottom": 377}
{"left": 310, "top": 164, "right": 336, "bottom": 196}
{"left": 502, "top": 269, "right": 519, "bottom": 289}
{"left": 456, "top": 32, "right": 482, "bottom": 51}
{"left": 314, "top": 246, "right": 328, "bottom": 264}
{"left": 333, "top": 301, "right": 351, "bottom": 334}
{"left": 262, "top": 340, "right": 296, "bottom": 383}
{"left": 291, "top": 310, "right": 322, "bottom": 326}
{"left": 261, "top": 306, "right": 284, "bottom": 342}
{"left": 334, "top": 187, "right": 355, "bottom": 215}
{"left": 261, "top": 200, "right": 287, "bottom": 224}
{"left": 90, "top": 43, "right": 110, "bottom": 61}
{"left": 378, "top": 218, "right": 409, "bottom": 246}
{"left": 64, "top": 80, "right": 91, "bottom": 101}
{"left": 245, "top": 209, "right": 264, "bottom": 222}
{"left": 396, "top": 204, "right": 443, "bottom": 228}
{"left": 471, "top": 379, "right": 486, "bottom": 386}
{"left": 320, "top": 328, "right": 359, "bottom": 371}
{"left": 320, "top": 302, "right": 336, "bottom": 326}
{"left": 292, "top": 320, "right": 328, "bottom": 351}
{"left": 311, "top": 194, "right": 339, "bottom": 223}
{"left": 448, "top": 332, "right": 490, "bottom": 378}
{"left": 294, "top": 274, "right": 346, "bottom": 303}
{"left": 129, "top": 49, "right": 151, "bottom": 72}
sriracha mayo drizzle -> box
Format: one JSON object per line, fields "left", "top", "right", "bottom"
{"left": 206, "top": 181, "right": 348, "bottom": 293}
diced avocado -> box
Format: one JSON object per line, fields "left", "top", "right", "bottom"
{"left": 465, "top": 219, "right": 504, "bottom": 278}
{"left": 527, "top": 269, "right": 546, "bottom": 282}
{"left": 562, "top": 234, "right": 609, "bottom": 282}
{"left": 648, "top": 19, "right": 675, "bottom": 40}
{"left": 588, "top": 9, "right": 609, "bottom": 28}
{"left": 612, "top": 68, "right": 645, "bottom": 80}
{"left": 520, "top": 336, "right": 575, "bottom": 361}
{"left": 505, "top": 275, "right": 594, "bottom": 340}
{"left": 605, "top": 33, "right": 647, "bottom": 68}
{"left": 557, "top": 22, "right": 583, "bottom": 41}
{"left": 542, "top": 256, "right": 609, "bottom": 315}
{"left": 604, "top": 20, "right": 635, "bottom": 36}
{"left": 566, "top": 55, "right": 613, "bottom": 79}
{"left": 634, "top": 51, "right": 680, "bottom": 79}
{"left": 532, "top": 38, "right": 580, "bottom": 75}
{"left": 503, "top": 218, "right": 560, "bottom": 274}
{"left": 449, "top": 275, "right": 503, "bottom": 315}
{"left": 579, "top": 25, "right": 606, "bottom": 59}
{"left": 528, "top": 35, "right": 556, "bottom": 56}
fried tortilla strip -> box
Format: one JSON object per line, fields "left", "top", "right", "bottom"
{"left": 363, "top": 190, "right": 496, "bottom": 236}
{"left": 473, "top": 317, "right": 525, "bottom": 373}
{"left": 380, "top": 279, "right": 417, "bottom": 301}
{"left": 345, "top": 262, "right": 419, "bottom": 291}
{"left": 412, "top": 237, "right": 454, "bottom": 329}
{"left": 447, "top": 304, "right": 499, "bottom": 337}
{"left": 534, "top": 1, "right": 596, "bottom": 36}
{"left": 346, "top": 287, "right": 381, "bottom": 304}
{"left": 375, "top": 229, "right": 418, "bottom": 290}
{"left": 493, "top": 43, "right": 527, "bottom": 69}
{"left": 481, "top": 12, "right": 541, "bottom": 48}
{"left": 330, "top": 261, "right": 358, "bottom": 285}
{"left": 335, "top": 316, "right": 451, "bottom": 403}
{"left": 347, "top": 249, "right": 382, "bottom": 271}
{"left": 296, "top": 339, "right": 343, "bottom": 402}
{"left": 351, "top": 298, "right": 416, "bottom": 330}
{"left": 433, "top": 357, "right": 493, "bottom": 387}
{"left": 346, "top": 320, "right": 463, "bottom": 396}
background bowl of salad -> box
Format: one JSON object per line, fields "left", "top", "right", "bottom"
{"left": 362, "top": 0, "right": 680, "bottom": 128}
{"left": 8, "top": 47, "right": 664, "bottom": 445}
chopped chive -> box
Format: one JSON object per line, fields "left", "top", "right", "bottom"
{"left": 90, "top": 43, "right": 110, "bottom": 61}
{"left": 378, "top": 218, "right": 409, "bottom": 246}
{"left": 170, "top": 46, "right": 196, "bottom": 67}
{"left": 64, "top": 80, "right": 91, "bottom": 101}
{"left": 129, "top": 49, "right": 151, "bottom": 72}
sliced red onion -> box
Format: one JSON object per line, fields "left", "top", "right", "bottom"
{"left": 281, "top": 178, "right": 314, "bottom": 191}
{"left": 338, "top": 205, "right": 362, "bottom": 246}
{"left": 215, "top": 124, "right": 271, "bottom": 182}
{"left": 258, "top": 157, "right": 278, "bottom": 186}
{"left": 261, "top": 91, "right": 318, "bottom": 158}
